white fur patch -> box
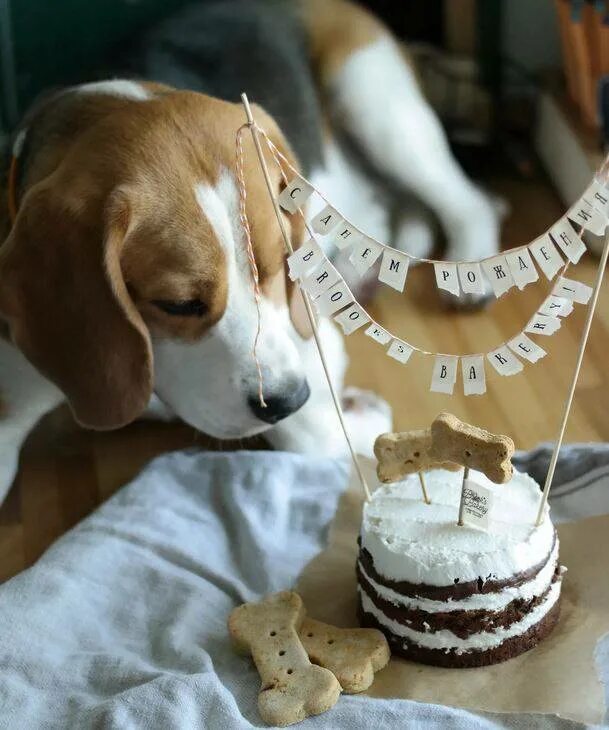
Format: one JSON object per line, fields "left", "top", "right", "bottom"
{"left": 152, "top": 170, "right": 306, "bottom": 439}
{"left": 75, "top": 80, "right": 151, "bottom": 101}
{"left": 0, "top": 337, "right": 63, "bottom": 502}
{"left": 330, "top": 36, "right": 500, "bottom": 261}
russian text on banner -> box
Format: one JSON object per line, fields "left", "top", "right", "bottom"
{"left": 278, "top": 177, "right": 314, "bottom": 214}
{"left": 430, "top": 355, "right": 459, "bottom": 394}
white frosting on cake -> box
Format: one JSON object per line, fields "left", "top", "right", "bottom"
{"left": 358, "top": 580, "right": 561, "bottom": 654}
{"left": 358, "top": 538, "right": 559, "bottom": 613}
{"left": 361, "top": 468, "right": 554, "bottom": 587}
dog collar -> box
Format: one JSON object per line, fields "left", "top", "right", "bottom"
{"left": 7, "top": 128, "right": 27, "bottom": 227}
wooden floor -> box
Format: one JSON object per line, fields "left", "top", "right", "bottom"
{"left": 1, "top": 172, "right": 608, "bottom": 581}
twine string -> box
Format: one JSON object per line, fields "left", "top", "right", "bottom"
{"left": 235, "top": 122, "right": 267, "bottom": 408}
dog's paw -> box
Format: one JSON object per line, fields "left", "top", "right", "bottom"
{"left": 342, "top": 387, "right": 392, "bottom": 459}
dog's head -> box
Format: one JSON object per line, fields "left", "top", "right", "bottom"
{"left": 0, "top": 88, "right": 312, "bottom": 438}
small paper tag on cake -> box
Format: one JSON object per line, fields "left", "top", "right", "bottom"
{"left": 462, "top": 480, "right": 494, "bottom": 529}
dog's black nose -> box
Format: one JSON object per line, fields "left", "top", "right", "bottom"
{"left": 248, "top": 379, "right": 310, "bottom": 424}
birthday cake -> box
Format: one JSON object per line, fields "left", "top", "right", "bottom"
{"left": 357, "top": 467, "right": 563, "bottom": 667}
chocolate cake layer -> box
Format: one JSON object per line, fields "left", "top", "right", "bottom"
{"left": 357, "top": 529, "right": 557, "bottom": 601}
{"left": 358, "top": 597, "right": 561, "bottom": 668}
{"left": 357, "top": 560, "right": 560, "bottom": 639}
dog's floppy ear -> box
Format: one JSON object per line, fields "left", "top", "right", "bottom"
{"left": 0, "top": 183, "right": 152, "bottom": 430}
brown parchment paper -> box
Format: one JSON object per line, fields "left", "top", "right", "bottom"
{"left": 296, "top": 459, "right": 609, "bottom": 725}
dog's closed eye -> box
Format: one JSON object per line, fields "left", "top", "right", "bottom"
{"left": 152, "top": 299, "right": 207, "bottom": 317}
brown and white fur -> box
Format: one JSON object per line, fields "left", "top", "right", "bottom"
{"left": 0, "top": 0, "right": 500, "bottom": 503}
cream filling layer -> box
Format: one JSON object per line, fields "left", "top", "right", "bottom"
{"left": 358, "top": 540, "right": 559, "bottom": 613}
{"left": 359, "top": 580, "right": 561, "bottom": 653}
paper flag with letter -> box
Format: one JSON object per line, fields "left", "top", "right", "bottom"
{"left": 350, "top": 237, "right": 383, "bottom": 276}
{"left": 334, "top": 303, "right": 370, "bottom": 335}
{"left": 486, "top": 346, "right": 524, "bottom": 376}
{"left": 461, "top": 355, "right": 486, "bottom": 396}
{"left": 379, "top": 249, "right": 409, "bottom": 292}
{"left": 278, "top": 177, "right": 313, "bottom": 213}
{"left": 553, "top": 277, "right": 593, "bottom": 305}
{"left": 301, "top": 259, "right": 341, "bottom": 299}
{"left": 287, "top": 239, "right": 324, "bottom": 280}
{"left": 430, "top": 355, "right": 458, "bottom": 394}
{"left": 482, "top": 256, "right": 515, "bottom": 297}
{"left": 311, "top": 204, "right": 343, "bottom": 236}
{"left": 314, "top": 280, "right": 354, "bottom": 316}
{"left": 434, "top": 262, "right": 460, "bottom": 296}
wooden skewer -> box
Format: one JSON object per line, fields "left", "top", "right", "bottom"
{"left": 457, "top": 466, "right": 470, "bottom": 526}
{"left": 418, "top": 471, "right": 431, "bottom": 504}
{"left": 535, "top": 228, "right": 609, "bottom": 525}
{"left": 240, "top": 92, "right": 372, "bottom": 502}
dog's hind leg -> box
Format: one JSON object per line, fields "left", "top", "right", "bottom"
{"left": 0, "top": 338, "right": 63, "bottom": 504}
{"left": 302, "top": 0, "right": 500, "bottom": 264}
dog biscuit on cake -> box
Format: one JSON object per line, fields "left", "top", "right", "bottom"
{"left": 430, "top": 412, "right": 514, "bottom": 484}
{"left": 228, "top": 591, "right": 340, "bottom": 726}
{"left": 374, "top": 429, "right": 460, "bottom": 483}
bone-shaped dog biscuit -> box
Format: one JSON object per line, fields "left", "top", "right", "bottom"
{"left": 298, "top": 617, "right": 389, "bottom": 694}
{"left": 374, "top": 429, "right": 461, "bottom": 483}
{"left": 430, "top": 412, "right": 515, "bottom": 484}
{"left": 228, "top": 591, "right": 341, "bottom": 726}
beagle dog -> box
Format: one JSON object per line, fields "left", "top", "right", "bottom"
{"left": 0, "top": 0, "right": 499, "bottom": 503}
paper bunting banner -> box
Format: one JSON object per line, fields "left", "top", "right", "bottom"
{"left": 461, "top": 355, "right": 486, "bottom": 395}
{"left": 349, "top": 237, "right": 383, "bottom": 276}
{"left": 481, "top": 256, "right": 515, "bottom": 297}
{"left": 458, "top": 262, "right": 485, "bottom": 295}
{"left": 387, "top": 338, "right": 414, "bottom": 364}
{"left": 314, "top": 280, "right": 354, "bottom": 316}
{"left": 365, "top": 323, "right": 392, "bottom": 345}
{"left": 279, "top": 142, "right": 601, "bottom": 397}
{"left": 333, "top": 302, "right": 370, "bottom": 334}
{"left": 331, "top": 222, "right": 362, "bottom": 251}
{"left": 549, "top": 218, "right": 587, "bottom": 264}
{"left": 487, "top": 346, "right": 524, "bottom": 376}
{"left": 528, "top": 236, "right": 564, "bottom": 280}
{"left": 538, "top": 295, "right": 574, "bottom": 319}
{"left": 277, "top": 178, "right": 313, "bottom": 213}
{"left": 294, "top": 249, "right": 592, "bottom": 395}
{"left": 505, "top": 248, "right": 539, "bottom": 290}
{"left": 301, "top": 259, "right": 341, "bottom": 298}
{"left": 287, "top": 239, "right": 325, "bottom": 280}
{"left": 430, "top": 355, "right": 459, "bottom": 394}
{"left": 508, "top": 333, "right": 546, "bottom": 363}
{"left": 275, "top": 169, "right": 608, "bottom": 303}
{"left": 525, "top": 313, "right": 562, "bottom": 336}
{"left": 567, "top": 197, "right": 608, "bottom": 236}
{"left": 379, "top": 249, "right": 409, "bottom": 292}
{"left": 311, "top": 204, "right": 343, "bottom": 236}
{"left": 553, "top": 277, "right": 593, "bottom": 304}
{"left": 434, "top": 262, "right": 459, "bottom": 296}
{"left": 586, "top": 180, "right": 609, "bottom": 218}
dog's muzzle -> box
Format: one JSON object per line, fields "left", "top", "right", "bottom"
{"left": 248, "top": 379, "right": 310, "bottom": 425}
